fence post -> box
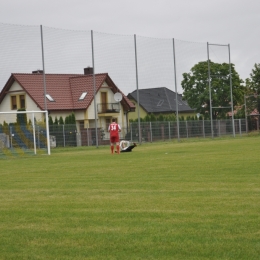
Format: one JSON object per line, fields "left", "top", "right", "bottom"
{"left": 177, "top": 122, "right": 180, "bottom": 138}
{"left": 10, "top": 126, "right": 12, "bottom": 149}
{"left": 244, "top": 95, "right": 248, "bottom": 134}
{"left": 186, "top": 121, "right": 188, "bottom": 138}
{"left": 32, "top": 113, "right": 36, "bottom": 155}
{"left": 228, "top": 44, "right": 235, "bottom": 138}
{"left": 203, "top": 119, "right": 205, "bottom": 138}
{"left": 218, "top": 120, "right": 221, "bottom": 137}
{"left": 172, "top": 38, "right": 180, "bottom": 142}
{"left": 168, "top": 121, "right": 171, "bottom": 140}
{"left": 91, "top": 30, "right": 99, "bottom": 148}
{"left": 207, "top": 43, "right": 214, "bottom": 138}
{"left": 150, "top": 122, "right": 152, "bottom": 142}
{"left": 86, "top": 127, "right": 89, "bottom": 146}
{"left": 37, "top": 125, "right": 40, "bottom": 148}
{"left": 40, "top": 25, "right": 47, "bottom": 111}
{"left": 239, "top": 119, "right": 242, "bottom": 136}
{"left": 134, "top": 35, "right": 141, "bottom": 144}
{"left": 129, "top": 123, "right": 131, "bottom": 142}
{"left": 63, "top": 125, "right": 65, "bottom": 147}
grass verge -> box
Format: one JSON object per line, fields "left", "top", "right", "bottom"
{"left": 0, "top": 136, "right": 260, "bottom": 259}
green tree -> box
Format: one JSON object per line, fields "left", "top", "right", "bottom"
{"left": 181, "top": 60, "right": 245, "bottom": 119}
{"left": 54, "top": 117, "right": 59, "bottom": 125}
{"left": 165, "top": 114, "right": 176, "bottom": 121}
{"left": 143, "top": 114, "right": 150, "bottom": 122}
{"left": 71, "top": 113, "right": 76, "bottom": 124}
{"left": 49, "top": 116, "right": 53, "bottom": 125}
{"left": 157, "top": 114, "right": 164, "bottom": 122}
{"left": 150, "top": 114, "right": 156, "bottom": 122}
{"left": 59, "top": 116, "right": 64, "bottom": 125}
{"left": 65, "top": 115, "right": 71, "bottom": 124}
{"left": 246, "top": 63, "right": 260, "bottom": 93}
{"left": 16, "top": 108, "right": 27, "bottom": 125}
{"left": 65, "top": 113, "right": 76, "bottom": 125}
{"left": 245, "top": 63, "right": 260, "bottom": 114}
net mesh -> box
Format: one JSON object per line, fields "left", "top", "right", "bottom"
{"left": 42, "top": 26, "right": 92, "bottom": 74}
{"left": 0, "top": 23, "right": 42, "bottom": 87}
{"left": 0, "top": 111, "right": 49, "bottom": 158}
{"left": 0, "top": 23, "right": 249, "bottom": 150}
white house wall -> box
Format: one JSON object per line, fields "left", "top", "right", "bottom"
{"left": 0, "top": 81, "right": 42, "bottom": 124}
{"left": 75, "top": 111, "right": 85, "bottom": 121}
{"left": 86, "top": 100, "right": 95, "bottom": 120}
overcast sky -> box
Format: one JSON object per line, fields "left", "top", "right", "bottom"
{"left": 0, "top": 0, "right": 259, "bottom": 93}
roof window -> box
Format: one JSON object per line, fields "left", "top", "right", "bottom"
{"left": 157, "top": 99, "right": 164, "bottom": 106}
{"left": 46, "top": 94, "right": 55, "bottom": 102}
{"left": 79, "top": 92, "right": 87, "bottom": 100}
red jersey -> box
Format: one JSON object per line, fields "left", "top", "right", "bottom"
{"left": 108, "top": 122, "right": 121, "bottom": 137}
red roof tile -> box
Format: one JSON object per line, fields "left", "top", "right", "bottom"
{"left": 0, "top": 72, "right": 135, "bottom": 112}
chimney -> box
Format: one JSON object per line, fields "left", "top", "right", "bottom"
{"left": 84, "top": 67, "right": 93, "bottom": 75}
{"left": 32, "top": 69, "right": 43, "bottom": 74}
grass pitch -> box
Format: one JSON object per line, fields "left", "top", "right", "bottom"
{"left": 0, "top": 136, "right": 260, "bottom": 259}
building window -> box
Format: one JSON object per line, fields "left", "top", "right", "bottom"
{"left": 157, "top": 100, "right": 164, "bottom": 106}
{"left": 20, "top": 95, "right": 25, "bottom": 108}
{"left": 106, "top": 118, "right": 111, "bottom": 129}
{"left": 79, "top": 92, "right": 87, "bottom": 100}
{"left": 11, "top": 96, "right": 17, "bottom": 110}
{"left": 101, "top": 92, "right": 107, "bottom": 113}
{"left": 46, "top": 94, "right": 55, "bottom": 102}
{"left": 11, "top": 94, "right": 26, "bottom": 110}
{"left": 10, "top": 94, "right": 27, "bottom": 110}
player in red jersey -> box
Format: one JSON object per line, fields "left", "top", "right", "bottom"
{"left": 108, "top": 118, "right": 121, "bottom": 154}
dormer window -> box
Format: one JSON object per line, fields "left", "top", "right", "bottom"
{"left": 46, "top": 94, "right": 55, "bottom": 102}
{"left": 79, "top": 92, "right": 87, "bottom": 100}
{"left": 175, "top": 99, "right": 183, "bottom": 106}
{"left": 10, "top": 94, "right": 26, "bottom": 110}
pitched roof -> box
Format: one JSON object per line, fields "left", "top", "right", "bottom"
{"left": 250, "top": 109, "right": 260, "bottom": 116}
{"left": 0, "top": 72, "right": 135, "bottom": 111}
{"left": 127, "top": 87, "right": 194, "bottom": 113}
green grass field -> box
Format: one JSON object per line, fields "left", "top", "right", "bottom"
{"left": 0, "top": 136, "right": 260, "bottom": 260}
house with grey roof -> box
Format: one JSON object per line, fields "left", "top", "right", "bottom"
{"left": 127, "top": 87, "right": 195, "bottom": 120}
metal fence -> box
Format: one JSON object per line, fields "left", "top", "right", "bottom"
{"left": 47, "top": 119, "right": 247, "bottom": 148}
{"left": 0, "top": 118, "right": 248, "bottom": 152}
{"left": 126, "top": 119, "right": 247, "bottom": 142}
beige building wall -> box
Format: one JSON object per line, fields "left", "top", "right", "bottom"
{"left": 0, "top": 81, "right": 43, "bottom": 124}
{"left": 128, "top": 105, "right": 147, "bottom": 121}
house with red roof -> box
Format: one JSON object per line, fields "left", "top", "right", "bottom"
{"left": 0, "top": 68, "right": 135, "bottom": 145}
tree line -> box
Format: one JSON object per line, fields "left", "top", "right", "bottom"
{"left": 48, "top": 113, "right": 76, "bottom": 125}
{"left": 181, "top": 61, "right": 260, "bottom": 120}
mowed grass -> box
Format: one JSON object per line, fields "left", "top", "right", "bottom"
{"left": 0, "top": 136, "right": 260, "bottom": 260}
